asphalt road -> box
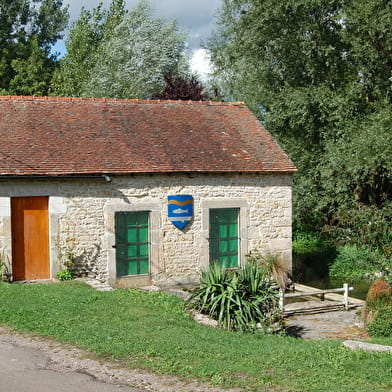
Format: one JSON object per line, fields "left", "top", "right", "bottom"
{"left": 0, "top": 336, "right": 144, "bottom": 392}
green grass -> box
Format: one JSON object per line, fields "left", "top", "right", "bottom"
{"left": 370, "top": 336, "right": 392, "bottom": 346}
{"left": 0, "top": 281, "right": 391, "bottom": 391}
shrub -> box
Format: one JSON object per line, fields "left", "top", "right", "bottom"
{"left": 188, "top": 261, "right": 283, "bottom": 333}
{"left": 367, "top": 307, "right": 392, "bottom": 337}
{"left": 329, "top": 244, "right": 390, "bottom": 279}
{"left": 323, "top": 202, "right": 392, "bottom": 259}
{"left": 56, "top": 269, "right": 74, "bottom": 281}
{"left": 363, "top": 279, "right": 392, "bottom": 337}
{"left": 366, "top": 279, "right": 392, "bottom": 308}
{"left": 293, "top": 232, "right": 327, "bottom": 255}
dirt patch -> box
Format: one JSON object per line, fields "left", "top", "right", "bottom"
{"left": 285, "top": 307, "right": 368, "bottom": 340}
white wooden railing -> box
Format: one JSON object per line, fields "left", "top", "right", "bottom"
{"left": 279, "top": 283, "right": 353, "bottom": 313}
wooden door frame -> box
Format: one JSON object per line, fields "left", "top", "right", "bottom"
{"left": 114, "top": 210, "right": 150, "bottom": 277}
{"left": 11, "top": 196, "right": 50, "bottom": 281}
{"left": 209, "top": 207, "right": 240, "bottom": 268}
{"left": 201, "top": 199, "right": 248, "bottom": 271}
{"left": 105, "top": 201, "right": 161, "bottom": 288}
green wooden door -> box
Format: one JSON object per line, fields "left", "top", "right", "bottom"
{"left": 209, "top": 208, "right": 239, "bottom": 268}
{"left": 115, "top": 211, "right": 149, "bottom": 276}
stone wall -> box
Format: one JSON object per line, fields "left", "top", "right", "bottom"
{"left": 0, "top": 173, "right": 292, "bottom": 286}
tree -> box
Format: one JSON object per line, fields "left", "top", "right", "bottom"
{"left": 0, "top": 0, "right": 68, "bottom": 95}
{"left": 84, "top": 0, "right": 187, "bottom": 99}
{"left": 151, "top": 73, "right": 210, "bottom": 101}
{"left": 51, "top": 0, "right": 126, "bottom": 96}
{"left": 9, "top": 37, "right": 56, "bottom": 96}
{"left": 208, "top": 0, "right": 392, "bottom": 250}
{"left": 209, "top": 0, "right": 351, "bottom": 141}
{"left": 344, "top": 0, "right": 392, "bottom": 105}
{"left": 52, "top": 0, "right": 188, "bottom": 99}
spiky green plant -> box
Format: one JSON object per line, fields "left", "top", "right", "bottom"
{"left": 188, "top": 261, "right": 282, "bottom": 332}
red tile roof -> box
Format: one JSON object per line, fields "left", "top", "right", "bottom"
{"left": 0, "top": 96, "right": 296, "bottom": 176}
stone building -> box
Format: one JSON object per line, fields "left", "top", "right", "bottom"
{"left": 0, "top": 96, "right": 296, "bottom": 287}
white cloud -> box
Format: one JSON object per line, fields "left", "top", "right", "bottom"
{"left": 190, "top": 49, "right": 212, "bottom": 80}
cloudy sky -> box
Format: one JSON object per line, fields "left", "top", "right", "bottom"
{"left": 60, "top": 0, "right": 223, "bottom": 76}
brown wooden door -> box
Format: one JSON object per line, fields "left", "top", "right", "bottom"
{"left": 11, "top": 197, "right": 50, "bottom": 280}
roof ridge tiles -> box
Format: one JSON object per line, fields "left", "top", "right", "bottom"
{"left": 0, "top": 95, "right": 245, "bottom": 106}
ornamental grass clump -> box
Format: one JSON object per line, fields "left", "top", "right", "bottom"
{"left": 188, "top": 260, "right": 283, "bottom": 333}
{"left": 363, "top": 278, "right": 392, "bottom": 337}
{"left": 246, "top": 250, "right": 289, "bottom": 290}
{"left": 366, "top": 278, "right": 392, "bottom": 308}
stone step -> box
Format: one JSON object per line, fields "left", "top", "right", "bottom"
{"left": 343, "top": 340, "right": 392, "bottom": 354}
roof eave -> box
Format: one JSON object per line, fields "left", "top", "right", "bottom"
{"left": 0, "top": 169, "right": 297, "bottom": 178}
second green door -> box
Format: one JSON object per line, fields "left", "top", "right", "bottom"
{"left": 209, "top": 208, "right": 239, "bottom": 268}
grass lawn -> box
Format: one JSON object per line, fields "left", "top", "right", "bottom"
{"left": 371, "top": 336, "right": 392, "bottom": 346}
{"left": 0, "top": 281, "right": 391, "bottom": 391}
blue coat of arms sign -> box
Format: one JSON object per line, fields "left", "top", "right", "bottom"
{"left": 168, "top": 195, "right": 193, "bottom": 229}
